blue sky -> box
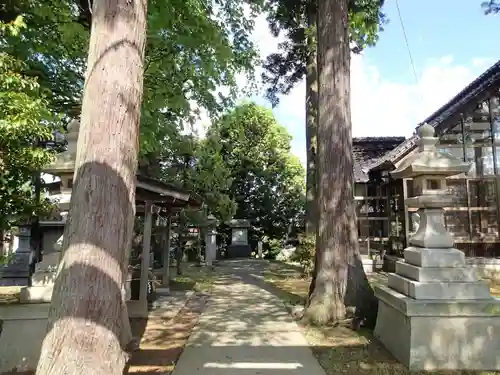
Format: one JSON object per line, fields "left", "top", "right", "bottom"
{"left": 367, "top": 0, "right": 500, "bottom": 80}
{"left": 245, "top": 0, "right": 500, "bottom": 166}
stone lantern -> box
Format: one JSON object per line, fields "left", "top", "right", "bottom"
{"left": 20, "top": 120, "right": 79, "bottom": 302}
{"left": 43, "top": 119, "right": 79, "bottom": 214}
{"left": 373, "top": 124, "right": 500, "bottom": 371}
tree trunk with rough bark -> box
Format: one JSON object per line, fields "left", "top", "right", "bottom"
{"left": 304, "top": 6, "right": 318, "bottom": 236}
{"left": 36, "top": 0, "right": 148, "bottom": 374}
{"left": 304, "top": 0, "right": 353, "bottom": 325}
{"left": 304, "top": 0, "right": 379, "bottom": 328}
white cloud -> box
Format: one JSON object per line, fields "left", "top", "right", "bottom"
{"left": 267, "top": 51, "right": 495, "bottom": 168}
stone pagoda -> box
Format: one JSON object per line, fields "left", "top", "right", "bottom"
{"left": 20, "top": 120, "right": 79, "bottom": 302}
{"left": 374, "top": 124, "right": 500, "bottom": 371}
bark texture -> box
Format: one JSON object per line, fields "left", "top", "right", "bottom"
{"left": 36, "top": 0, "right": 148, "bottom": 374}
{"left": 305, "top": 0, "right": 379, "bottom": 328}
{"left": 304, "top": 0, "right": 355, "bottom": 325}
{"left": 304, "top": 6, "right": 318, "bottom": 236}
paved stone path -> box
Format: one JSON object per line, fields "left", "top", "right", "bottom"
{"left": 172, "top": 260, "right": 326, "bottom": 375}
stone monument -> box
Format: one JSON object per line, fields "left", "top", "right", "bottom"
{"left": 20, "top": 120, "right": 79, "bottom": 302}
{"left": 204, "top": 215, "right": 217, "bottom": 266}
{"left": 0, "top": 224, "right": 32, "bottom": 286}
{"left": 374, "top": 124, "right": 500, "bottom": 370}
{"left": 227, "top": 219, "right": 251, "bottom": 258}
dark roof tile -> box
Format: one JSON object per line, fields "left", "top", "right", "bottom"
{"left": 353, "top": 137, "right": 405, "bottom": 182}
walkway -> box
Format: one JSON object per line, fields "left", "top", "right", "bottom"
{"left": 172, "top": 260, "right": 326, "bottom": 375}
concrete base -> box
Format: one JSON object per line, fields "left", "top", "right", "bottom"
{"left": 0, "top": 303, "right": 49, "bottom": 373}
{"left": 227, "top": 244, "right": 252, "bottom": 258}
{"left": 374, "top": 285, "right": 500, "bottom": 370}
{"left": 0, "top": 299, "right": 150, "bottom": 372}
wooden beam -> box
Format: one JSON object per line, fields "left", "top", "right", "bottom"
{"left": 136, "top": 181, "right": 189, "bottom": 201}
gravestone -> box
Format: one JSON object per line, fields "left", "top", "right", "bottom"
{"left": 373, "top": 124, "right": 500, "bottom": 371}
{"left": 0, "top": 225, "right": 32, "bottom": 286}
{"left": 227, "top": 219, "right": 251, "bottom": 258}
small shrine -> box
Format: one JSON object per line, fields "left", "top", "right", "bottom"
{"left": 227, "top": 219, "right": 251, "bottom": 257}
{"left": 17, "top": 120, "right": 203, "bottom": 306}
{"left": 373, "top": 124, "right": 500, "bottom": 370}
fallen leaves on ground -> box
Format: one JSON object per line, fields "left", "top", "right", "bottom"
{"left": 126, "top": 294, "right": 208, "bottom": 375}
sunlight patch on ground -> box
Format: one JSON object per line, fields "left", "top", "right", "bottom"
{"left": 204, "top": 362, "right": 303, "bottom": 369}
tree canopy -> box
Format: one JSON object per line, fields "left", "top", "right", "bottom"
{"left": 0, "top": 0, "right": 264, "bottom": 228}
{"left": 207, "top": 102, "right": 305, "bottom": 245}
{"left": 262, "top": 0, "right": 387, "bottom": 104}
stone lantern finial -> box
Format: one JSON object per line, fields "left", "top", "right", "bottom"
{"left": 417, "top": 123, "right": 438, "bottom": 152}
{"left": 418, "top": 122, "right": 434, "bottom": 138}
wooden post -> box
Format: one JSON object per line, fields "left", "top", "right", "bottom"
{"left": 161, "top": 215, "right": 171, "bottom": 289}
{"left": 140, "top": 200, "right": 153, "bottom": 307}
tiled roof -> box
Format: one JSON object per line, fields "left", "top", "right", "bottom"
{"left": 369, "top": 59, "right": 500, "bottom": 171}
{"left": 353, "top": 137, "right": 405, "bottom": 182}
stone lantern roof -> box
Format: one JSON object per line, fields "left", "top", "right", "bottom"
{"left": 391, "top": 123, "right": 470, "bottom": 180}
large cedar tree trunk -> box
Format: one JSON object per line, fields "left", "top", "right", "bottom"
{"left": 305, "top": 0, "right": 379, "bottom": 328}
{"left": 36, "top": 0, "right": 148, "bottom": 374}
{"left": 304, "top": 5, "right": 318, "bottom": 236}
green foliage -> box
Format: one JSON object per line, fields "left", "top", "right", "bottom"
{"left": 1, "top": 1, "right": 265, "bottom": 231}
{"left": 1, "top": 0, "right": 262, "bottom": 158}
{"left": 158, "top": 131, "right": 236, "bottom": 224}
{"left": 290, "top": 233, "right": 315, "bottom": 276}
{"left": 0, "top": 17, "right": 55, "bottom": 230}
{"left": 262, "top": 0, "right": 387, "bottom": 105}
{"left": 265, "top": 238, "right": 283, "bottom": 259}
{"left": 207, "top": 102, "right": 306, "bottom": 243}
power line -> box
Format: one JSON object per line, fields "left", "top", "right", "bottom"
{"left": 395, "top": 0, "right": 419, "bottom": 87}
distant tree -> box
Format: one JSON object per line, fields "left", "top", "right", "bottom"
{"left": 207, "top": 103, "right": 305, "bottom": 249}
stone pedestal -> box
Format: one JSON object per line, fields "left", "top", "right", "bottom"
{"left": 227, "top": 219, "right": 251, "bottom": 258}
{"left": 20, "top": 232, "right": 64, "bottom": 302}
{"left": 374, "top": 249, "right": 500, "bottom": 370}
{"left": 374, "top": 124, "right": 500, "bottom": 371}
